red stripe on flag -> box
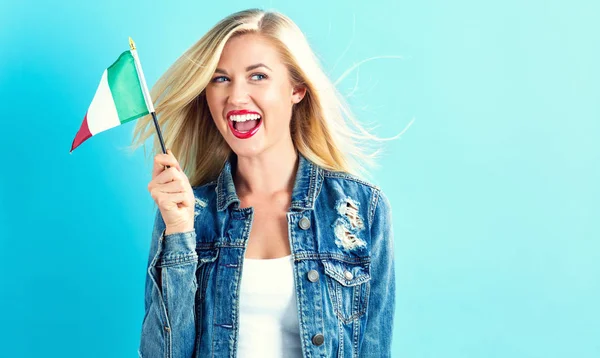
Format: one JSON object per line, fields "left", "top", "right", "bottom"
{"left": 70, "top": 113, "right": 92, "bottom": 152}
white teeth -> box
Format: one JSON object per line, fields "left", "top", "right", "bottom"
{"left": 229, "top": 114, "right": 261, "bottom": 122}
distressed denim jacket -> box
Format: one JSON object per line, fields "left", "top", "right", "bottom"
{"left": 139, "top": 154, "right": 395, "bottom": 358}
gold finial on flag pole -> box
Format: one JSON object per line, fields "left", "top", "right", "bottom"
{"left": 129, "top": 37, "right": 136, "bottom": 51}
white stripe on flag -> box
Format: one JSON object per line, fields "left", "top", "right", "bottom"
{"left": 87, "top": 70, "right": 121, "bottom": 135}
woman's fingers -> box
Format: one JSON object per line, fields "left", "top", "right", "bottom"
{"left": 157, "top": 166, "right": 187, "bottom": 185}
{"left": 152, "top": 149, "right": 183, "bottom": 178}
{"left": 147, "top": 168, "right": 188, "bottom": 196}
{"left": 153, "top": 192, "right": 190, "bottom": 210}
{"left": 147, "top": 150, "right": 195, "bottom": 233}
{"left": 151, "top": 179, "right": 187, "bottom": 194}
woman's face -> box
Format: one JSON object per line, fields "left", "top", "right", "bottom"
{"left": 205, "top": 33, "right": 305, "bottom": 158}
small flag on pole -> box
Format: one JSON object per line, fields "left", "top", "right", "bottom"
{"left": 70, "top": 38, "right": 160, "bottom": 153}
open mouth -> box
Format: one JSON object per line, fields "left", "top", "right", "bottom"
{"left": 227, "top": 113, "right": 262, "bottom": 139}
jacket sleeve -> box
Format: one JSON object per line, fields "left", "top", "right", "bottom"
{"left": 360, "top": 189, "right": 396, "bottom": 357}
{"left": 138, "top": 208, "right": 199, "bottom": 358}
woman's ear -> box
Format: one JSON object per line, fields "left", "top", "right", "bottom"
{"left": 292, "top": 86, "right": 307, "bottom": 104}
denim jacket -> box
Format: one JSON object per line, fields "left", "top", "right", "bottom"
{"left": 138, "top": 154, "right": 395, "bottom": 358}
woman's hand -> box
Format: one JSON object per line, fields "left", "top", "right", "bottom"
{"left": 148, "top": 149, "right": 195, "bottom": 235}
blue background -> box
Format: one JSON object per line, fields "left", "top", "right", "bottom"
{"left": 1, "top": 0, "right": 599, "bottom": 357}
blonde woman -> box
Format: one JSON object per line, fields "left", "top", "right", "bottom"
{"left": 134, "top": 8, "right": 395, "bottom": 358}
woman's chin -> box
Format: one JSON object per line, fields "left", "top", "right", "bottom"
{"left": 228, "top": 139, "right": 264, "bottom": 158}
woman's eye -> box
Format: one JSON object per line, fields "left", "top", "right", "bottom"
{"left": 251, "top": 73, "right": 267, "bottom": 81}
{"left": 211, "top": 76, "right": 229, "bottom": 83}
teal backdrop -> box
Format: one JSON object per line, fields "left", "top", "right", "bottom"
{"left": 1, "top": 0, "right": 598, "bottom": 357}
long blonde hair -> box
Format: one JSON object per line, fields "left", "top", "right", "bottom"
{"left": 131, "top": 8, "right": 382, "bottom": 187}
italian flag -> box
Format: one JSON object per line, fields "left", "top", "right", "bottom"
{"left": 70, "top": 50, "right": 150, "bottom": 152}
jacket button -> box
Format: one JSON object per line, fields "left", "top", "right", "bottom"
{"left": 298, "top": 217, "right": 311, "bottom": 230}
{"left": 307, "top": 270, "right": 319, "bottom": 282}
{"left": 312, "top": 333, "right": 324, "bottom": 346}
{"left": 344, "top": 270, "right": 354, "bottom": 280}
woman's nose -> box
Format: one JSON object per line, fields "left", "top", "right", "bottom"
{"left": 227, "top": 81, "right": 249, "bottom": 105}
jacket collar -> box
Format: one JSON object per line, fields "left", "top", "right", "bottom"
{"left": 216, "top": 153, "right": 322, "bottom": 212}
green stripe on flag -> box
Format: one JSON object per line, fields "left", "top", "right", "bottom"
{"left": 107, "top": 51, "right": 149, "bottom": 124}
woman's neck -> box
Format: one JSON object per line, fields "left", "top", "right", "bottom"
{"left": 233, "top": 143, "right": 299, "bottom": 197}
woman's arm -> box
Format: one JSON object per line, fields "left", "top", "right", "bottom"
{"left": 139, "top": 209, "right": 198, "bottom": 358}
{"left": 360, "top": 190, "right": 396, "bottom": 357}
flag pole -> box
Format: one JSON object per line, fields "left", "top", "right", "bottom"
{"left": 129, "top": 37, "right": 168, "bottom": 155}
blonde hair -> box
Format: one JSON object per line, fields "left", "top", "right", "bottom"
{"left": 131, "top": 8, "right": 383, "bottom": 187}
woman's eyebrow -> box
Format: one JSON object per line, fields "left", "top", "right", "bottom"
{"left": 214, "top": 63, "right": 272, "bottom": 75}
{"left": 246, "top": 63, "right": 272, "bottom": 72}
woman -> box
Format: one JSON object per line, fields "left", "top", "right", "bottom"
{"left": 133, "top": 8, "right": 395, "bottom": 358}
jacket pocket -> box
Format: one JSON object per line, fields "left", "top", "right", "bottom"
{"left": 322, "top": 259, "right": 371, "bottom": 324}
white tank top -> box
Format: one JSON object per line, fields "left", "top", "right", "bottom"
{"left": 237, "top": 254, "right": 304, "bottom": 358}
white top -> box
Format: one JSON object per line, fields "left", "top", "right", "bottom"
{"left": 237, "top": 254, "right": 304, "bottom": 358}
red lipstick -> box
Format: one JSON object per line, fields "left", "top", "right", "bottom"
{"left": 226, "top": 109, "right": 262, "bottom": 139}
